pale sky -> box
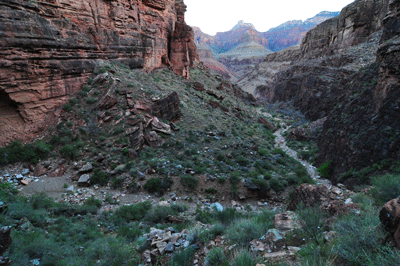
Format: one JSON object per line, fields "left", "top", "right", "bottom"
{"left": 185, "top": 0, "right": 355, "bottom": 35}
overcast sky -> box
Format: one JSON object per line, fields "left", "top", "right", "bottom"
{"left": 185, "top": 0, "right": 355, "bottom": 35}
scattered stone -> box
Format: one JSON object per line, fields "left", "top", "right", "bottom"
{"left": 78, "top": 174, "right": 91, "bottom": 187}
{"left": 165, "top": 242, "right": 174, "bottom": 253}
{"left": 137, "top": 171, "right": 146, "bottom": 181}
{"left": 66, "top": 185, "right": 74, "bottom": 192}
{"left": 92, "top": 72, "right": 109, "bottom": 85}
{"left": 21, "top": 169, "right": 30, "bottom": 175}
{"left": 20, "top": 178, "right": 32, "bottom": 186}
{"left": 211, "top": 203, "right": 223, "bottom": 212}
{"left": 145, "top": 131, "right": 165, "bottom": 148}
{"left": 49, "top": 164, "right": 67, "bottom": 177}
{"left": 243, "top": 178, "right": 258, "bottom": 190}
{"left": 151, "top": 117, "right": 172, "bottom": 135}
{"left": 79, "top": 162, "right": 93, "bottom": 174}
{"left": 274, "top": 212, "right": 301, "bottom": 233}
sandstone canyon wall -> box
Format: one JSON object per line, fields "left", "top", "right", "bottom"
{"left": 241, "top": 0, "right": 400, "bottom": 181}
{"left": 0, "top": 0, "right": 198, "bottom": 145}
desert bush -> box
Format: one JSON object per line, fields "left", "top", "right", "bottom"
{"left": 296, "top": 204, "right": 327, "bottom": 245}
{"left": 60, "top": 144, "right": 79, "bottom": 160}
{"left": 84, "top": 196, "right": 102, "bottom": 208}
{"left": 143, "top": 206, "right": 179, "bottom": 224}
{"left": 91, "top": 169, "right": 110, "bottom": 186}
{"left": 144, "top": 177, "right": 162, "bottom": 193}
{"left": 205, "top": 247, "right": 229, "bottom": 266}
{"left": 169, "top": 246, "right": 195, "bottom": 266}
{"left": 332, "top": 204, "right": 394, "bottom": 265}
{"left": 86, "top": 236, "right": 136, "bottom": 266}
{"left": 117, "top": 223, "right": 143, "bottom": 242}
{"left": 370, "top": 174, "right": 400, "bottom": 205}
{"left": 231, "top": 249, "right": 257, "bottom": 266}
{"left": 112, "top": 201, "right": 152, "bottom": 225}
{"left": 0, "top": 140, "right": 52, "bottom": 165}
{"left": 180, "top": 174, "right": 199, "bottom": 190}
{"left": 317, "top": 160, "right": 333, "bottom": 179}
{"left": 225, "top": 218, "right": 267, "bottom": 246}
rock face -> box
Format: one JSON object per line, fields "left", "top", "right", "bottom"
{"left": 0, "top": 0, "right": 198, "bottom": 145}
{"left": 193, "top": 12, "right": 338, "bottom": 81}
{"left": 380, "top": 197, "right": 400, "bottom": 248}
{"left": 242, "top": 0, "right": 400, "bottom": 179}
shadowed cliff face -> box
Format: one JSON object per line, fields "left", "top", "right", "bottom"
{"left": 241, "top": 0, "right": 400, "bottom": 180}
{"left": 0, "top": 0, "right": 198, "bottom": 145}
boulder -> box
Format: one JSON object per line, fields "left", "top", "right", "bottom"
{"left": 151, "top": 117, "right": 172, "bottom": 135}
{"left": 33, "top": 165, "right": 47, "bottom": 176}
{"left": 145, "top": 131, "right": 165, "bottom": 148}
{"left": 274, "top": 212, "right": 301, "bottom": 233}
{"left": 380, "top": 197, "right": 400, "bottom": 248}
{"left": 258, "top": 117, "right": 276, "bottom": 131}
{"left": 151, "top": 92, "right": 182, "bottom": 122}
{"left": 78, "top": 163, "right": 93, "bottom": 174}
{"left": 78, "top": 174, "right": 91, "bottom": 187}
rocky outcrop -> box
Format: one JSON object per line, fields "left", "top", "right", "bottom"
{"left": 316, "top": 0, "right": 400, "bottom": 180}
{"left": 380, "top": 197, "right": 400, "bottom": 248}
{"left": 288, "top": 184, "right": 359, "bottom": 215}
{"left": 0, "top": 0, "right": 198, "bottom": 145}
{"left": 301, "top": 0, "right": 389, "bottom": 57}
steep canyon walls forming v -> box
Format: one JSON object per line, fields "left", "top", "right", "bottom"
{"left": 242, "top": 0, "right": 400, "bottom": 181}
{"left": 0, "top": 0, "right": 198, "bottom": 145}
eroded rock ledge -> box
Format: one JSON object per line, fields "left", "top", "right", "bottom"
{"left": 0, "top": 0, "right": 198, "bottom": 145}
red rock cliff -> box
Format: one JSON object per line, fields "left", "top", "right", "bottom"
{"left": 0, "top": 0, "right": 198, "bottom": 145}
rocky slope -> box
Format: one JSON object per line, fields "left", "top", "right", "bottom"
{"left": 242, "top": 0, "right": 400, "bottom": 182}
{"left": 0, "top": 0, "right": 198, "bottom": 146}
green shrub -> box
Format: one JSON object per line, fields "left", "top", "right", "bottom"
{"left": 112, "top": 201, "right": 152, "bottom": 225}
{"left": 60, "top": 144, "right": 79, "bottom": 160}
{"left": 62, "top": 103, "right": 73, "bottom": 112}
{"left": 117, "top": 223, "right": 143, "bottom": 242}
{"left": 225, "top": 218, "right": 267, "bottom": 246}
{"left": 143, "top": 206, "right": 178, "bottom": 224}
{"left": 111, "top": 176, "right": 125, "bottom": 189}
{"left": 87, "top": 236, "right": 136, "bottom": 266}
{"left": 169, "top": 247, "right": 195, "bottom": 266}
{"left": 371, "top": 174, "right": 400, "bottom": 205}
{"left": 180, "top": 175, "right": 198, "bottom": 190}
{"left": 84, "top": 196, "right": 102, "bottom": 208}
{"left": 205, "top": 188, "right": 218, "bottom": 195}
{"left": 252, "top": 178, "right": 270, "bottom": 198}
{"left": 90, "top": 169, "right": 110, "bottom": 186}
{"left": 85, "top": 97, "right": 97, "bottom": 104}
{"left": 231, "top": 249, "right": 257, "bottom": 266}
{"left": 296, "top": 205, "right": 327, "bottom": 245}
{"left": 30, "top": 193, "right": 55, "bottom": 210}
{"left": 205, "top": 247, "right": 229, "bottom": 266}
{"left": 144, "top": 177, "right": 162, "bottom": 193}
{"left": 0, "top": 140, "right": 52, "bottom": 165}
{"left": 317, "top": 160, "right": 333, "bottom": 179}
{"left": 333, "top": 207, "right": 386, "bottom": 265}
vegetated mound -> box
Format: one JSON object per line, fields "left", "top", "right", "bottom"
{"left": 241, "top": 0, "right": 400, "bottom": 184}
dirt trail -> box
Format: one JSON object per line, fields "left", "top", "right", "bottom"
{"left": 274, "top": 126, "right": 319, "bottom": 179}
{"left": 256, "top": 108, "right": 329, "bottom": 185}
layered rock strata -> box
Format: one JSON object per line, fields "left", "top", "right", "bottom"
{"left": 0, "top": 0, "right": 198, "bottom": 145}
{"left": 241, "top": 0, "right": 400, "bottom": 179}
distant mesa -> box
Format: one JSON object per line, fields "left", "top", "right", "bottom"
{"left": 193, "top": 11, "right": 339, "bottom": 80}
